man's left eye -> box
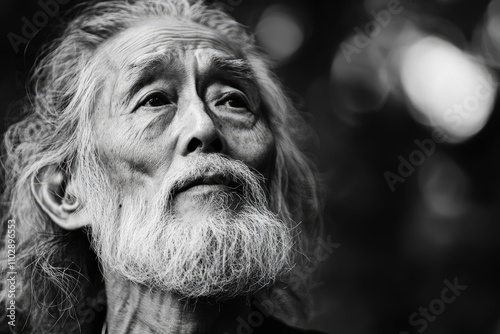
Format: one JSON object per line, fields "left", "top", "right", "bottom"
{"left": 216, "top": 94, "right": 249, "bottom": 110}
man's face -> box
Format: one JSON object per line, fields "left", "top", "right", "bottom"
{"left": 93, "top": 19, "right": 275, "bottom": 216}
{"left": 83, "top": 19, "right": 294, "bottom": 298}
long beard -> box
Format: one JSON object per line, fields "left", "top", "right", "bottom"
{"left": 84, "top": 155, "right": 296, "bottom": 299}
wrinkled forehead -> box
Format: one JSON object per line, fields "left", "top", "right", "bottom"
{"left": 97, "top": 18, "right": 244, "bottom": 72}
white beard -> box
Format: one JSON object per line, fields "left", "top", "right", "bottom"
{"left": 86, "top": 155, "right": 296, "bottom": 299}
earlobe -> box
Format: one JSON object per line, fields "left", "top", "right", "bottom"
{"left": 31, "top": 165, "right": 90, "bottom": 230}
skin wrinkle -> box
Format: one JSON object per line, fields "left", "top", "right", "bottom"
{"left": 105, "top": 270, "right": 254, "bottom": 333}
{"left": 141, "top": 111, "right": 176, "bottom": 141}
{"left": 116, "top": 18, "right": 243, "bottom": 56}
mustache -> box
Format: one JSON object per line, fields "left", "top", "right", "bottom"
{"left": 172, "top": 171, "right": 241, "bottom": 197}
{"left": 159, "top": 154, "right": 267, "bottom": 204}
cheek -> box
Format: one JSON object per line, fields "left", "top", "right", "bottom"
{"left": 94, "top": 115, "right": 169, "bottom": 191}
{"left": 224, "top": 120, "right": 276, "bottom": 176}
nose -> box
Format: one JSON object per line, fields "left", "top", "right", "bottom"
{"left": 179, "top": 100, "right": 226, "bottom": 156}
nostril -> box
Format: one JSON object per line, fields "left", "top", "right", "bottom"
{"left": 186, "top": 136, "right": 225, "bottom": 154}
{"left": 212, "top": 138, "right": 223, "bottom": 152}
{"left": 187, "top": 138, "right": 202, "bottom": 153}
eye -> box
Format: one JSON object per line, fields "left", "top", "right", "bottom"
{"left": 216, "top": 93, "right": 249, "bottom": 111}
{"left": 139, "top": 92, "right": 171, "bottom": 108}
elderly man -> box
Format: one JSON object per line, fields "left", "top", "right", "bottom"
{"left": 0, "top": 0, "right": 323, "bottom": 333}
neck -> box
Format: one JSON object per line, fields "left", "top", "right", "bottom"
{"left": 104, "top": 271, "right": 252, "bottom": 334}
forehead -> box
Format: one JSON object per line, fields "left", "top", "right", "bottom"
{"left": 98, "top": 18, "right": 243, "bottom": 71}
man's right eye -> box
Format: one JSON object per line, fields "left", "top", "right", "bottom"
{"left": 139, "top": 92, "right": 171, "bottom": 108}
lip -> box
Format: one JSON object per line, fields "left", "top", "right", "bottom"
{"left": 173, "top": 174, "right": 240, "bottom": 196}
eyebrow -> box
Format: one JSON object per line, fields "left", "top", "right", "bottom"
{"left": 207, "top": 56, "right": 255, "bottom": 82}
{"left": 126, "top": 53, "right": 172, "bottom": 79}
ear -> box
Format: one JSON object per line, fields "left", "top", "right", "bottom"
{"left": 31, "top": 165, "right": 90, "bottom": 230}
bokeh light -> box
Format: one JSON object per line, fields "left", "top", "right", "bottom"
{"left": 474, "top": 0, "right": 500, "bottom": 68}
{"left": 255, "top": 5, "right": 305, "bottom": 61}
{"left": 418, "top": 153, "right": 470, "bottom": 218}
{"left": 329, "top": 14, "right": 417, "bottom": 114}
{"left": 400, "top": 36, "right": 497, "bottom": 143}
{"left": 330, "top": 44, "right": 392, "bottom": 113}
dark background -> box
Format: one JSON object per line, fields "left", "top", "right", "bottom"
{"left": 2, "top": 0, "right": 500, "bottom": 333}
